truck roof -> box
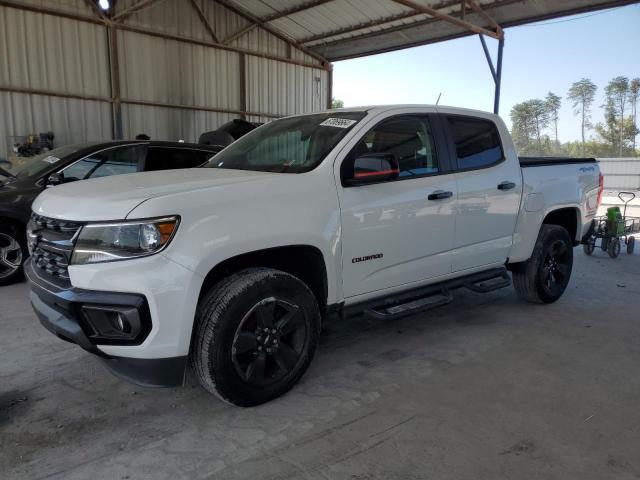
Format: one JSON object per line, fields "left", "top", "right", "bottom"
{"left": 308, "top": 104, "right": 501, "bottom": 120}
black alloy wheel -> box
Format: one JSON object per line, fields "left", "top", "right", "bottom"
{"left": 232, "top": 297, "right": 307, "bottom": 387}
{"left": 541, "top": 239, "right": 572, "bottom": 298}
{"left": 191, "top": 268, "right": 320, "bottom": 407}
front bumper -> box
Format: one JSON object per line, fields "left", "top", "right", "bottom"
{"left": 26, "top": 259, "right": 187, "bottom": 387}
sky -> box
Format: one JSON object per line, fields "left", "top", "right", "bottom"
{"left": 332, "top": 3, "right": 640, "bottom": 143}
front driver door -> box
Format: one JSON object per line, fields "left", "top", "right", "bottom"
{"left": 337, "top": 113, "right": 457, "bottom": 298}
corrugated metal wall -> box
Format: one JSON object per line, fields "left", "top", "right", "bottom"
{"left": 0, "top": 0, "right": 330, "bottom": 157}
{"left": 598, "top": 158, "right": 640, "bottom": 190}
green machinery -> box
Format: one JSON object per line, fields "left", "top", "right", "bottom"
{"left": 584, "top": 192, "right": 639, "bottom": 258}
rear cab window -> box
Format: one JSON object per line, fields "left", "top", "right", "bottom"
{"left": 445, "top": 115, "right": 504, "bottom": 170}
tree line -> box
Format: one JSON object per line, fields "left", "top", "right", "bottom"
{"left": 510, "top": 76, "right": 640, "bottom": 157}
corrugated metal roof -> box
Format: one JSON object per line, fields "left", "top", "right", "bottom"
{"left": 227, "top": 0, "right": 640, "bottom": 61}
{"left": 0, "top": 0, "right": 330, "bottom": 157}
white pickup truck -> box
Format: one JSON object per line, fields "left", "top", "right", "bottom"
{"left": 26, "top": 106, "right": 602, "bottom": 406}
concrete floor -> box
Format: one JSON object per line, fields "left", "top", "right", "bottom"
{"left": 1, "top": 250, "right": 639, "bottom": 480}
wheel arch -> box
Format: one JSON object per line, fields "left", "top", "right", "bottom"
{"left": 197, "top": 245, "right": 329, "bottom": 314}
{"left": 542, "top": 207, "right": 580, "bottom": 244}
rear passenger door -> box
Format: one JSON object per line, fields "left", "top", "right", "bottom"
{"left": 337, "top": 113, "right": 457, "bottom": 298}
{"left": 442, "top": 114, "right": 523, "bottom": 272}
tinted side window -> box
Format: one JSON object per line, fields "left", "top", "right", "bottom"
{"left": 343, "top": 115, "right": 438, "bottom": 180}
{"left": 193, "top": 150, "right": 216, "bottom": 165}
{"left": 62, "top": 145, "right": 145, "bottom": 181}
{"left": 447, "top": 116, "right": 503, "bottom": 170}
{"left": 144, "top": 147, "right": 204, "bottom": 171}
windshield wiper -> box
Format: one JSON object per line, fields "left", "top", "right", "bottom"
{"left": 0, "top": 166, "right": 17, "bottom": 179}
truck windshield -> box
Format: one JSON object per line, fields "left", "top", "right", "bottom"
{"left": 203, "top": 112, "right": 366, "bottom": 173}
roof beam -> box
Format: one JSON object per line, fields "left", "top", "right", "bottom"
{"left": 189, "top": 0, "right": 219, "bottom": 43}
{"left": 222, "top": 0, "right": 336, "bottom": 44}
{"left": 300, "top": 0, "right": 462, "bottom": 45}
{"left": 260, "top": 0, "right": 335, "bottom": 22}
{"left": 222, "top": 23, "right": 258, "bottom": 44}
{"left": 310, "top": 0, "right": 524, "bottom": 60}
{"left": 112, "top": 0, "right": 156, "bottom": 22}
{"left": 214, "top": 0, "right": 330, "bottom": 65}
{"left": 465, "top": 0, "right": 503, "bottom": 37}
{"left": 391, "top": 0, "right": 500, "bottom": 39}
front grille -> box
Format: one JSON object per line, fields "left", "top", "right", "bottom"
{"left": 28, "top": 214, "right": 83, "bottom": 287}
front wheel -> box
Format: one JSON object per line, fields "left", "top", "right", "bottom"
{"left": 191, "top": 268, "right": 321, "bottom": 407}
{"left": 512, "top": 225, "right": 574, "bottom": 304}
{"left": 0, "top": 224, "right": 27, "bottom": 286}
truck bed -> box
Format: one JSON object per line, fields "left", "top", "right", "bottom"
{"left": 519, "top": 157, "right": 597, "bottom": 167}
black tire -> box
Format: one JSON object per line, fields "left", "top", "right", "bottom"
{"left": 607, "top": 238, "right": 620, "bottom": 258}
{"left": 601, "top": 236, "right": 609, "bottom": 252}
{"left": 582, "top": 236, "right": 596, "bottom": 256}
{"left": 0, "top": 224, "right": 27, "bottom": 286}
{"left": 512, "top": 225, "right": 574, "bottom": 304}
{"left": 627, "top": 236, "right": 635, "bottom": 254}
{"left": 191, "top": 268, "right": 321, "bottom": 407}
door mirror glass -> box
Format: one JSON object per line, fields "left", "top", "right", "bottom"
{"left": 46, "top": 172, "right": 64, "bottom": 186}
{"left": 346, "top": 154, "right": 399, "bottom": 186}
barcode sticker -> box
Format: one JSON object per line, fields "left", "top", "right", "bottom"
{"left": 42, "top": 156, "right": 60, "bottom": 164}
{"left": 319, "top": 118, "right": 357, "bottom": 128}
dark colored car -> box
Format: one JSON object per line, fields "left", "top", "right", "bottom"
{"left": 0, "top": 140, "right": 221, "bottom": 285}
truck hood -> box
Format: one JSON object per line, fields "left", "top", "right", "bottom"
{"left": 32, "top": 168, "right": 274, "bottom": 221}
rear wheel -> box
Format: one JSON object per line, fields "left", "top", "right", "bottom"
{"left": 582, "top": 235, "right": 596, "bottom": 256}
{"left": 0, "top": 224, "right": 27, "bottom": 286}
{"left": 607, "top": 238, "right": 620, "bottom": 258}
{"left": 512, "top": 225, "right": 573, "bottom": 304}
{"left": 191, "top": 268, "right": 321, "bottom": 407}
{"left": 627, "top": 236, "right": 635, "bottom": 254}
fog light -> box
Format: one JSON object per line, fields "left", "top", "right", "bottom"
{"left": 81, "top": 305, "right": 141, "bottom": 342}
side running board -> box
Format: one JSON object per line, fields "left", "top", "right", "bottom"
{"left": 360, "top": 268, "right": 511, "bottom": 321}
{"left": 365, "top": 289, "right": 453, "bottom": 320}
{"left": 464, "top": 270, "right": 511, "bottom": 293}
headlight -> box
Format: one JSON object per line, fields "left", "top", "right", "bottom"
{"left": 71, "top": 216, "right": 179, "bottom": 265}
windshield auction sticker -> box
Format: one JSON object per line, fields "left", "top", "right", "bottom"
{"left": 42, "top": 156, "right": 60, "bottom": 164}
{"left": 320, "top": 118, "right": 357, "bottom": 128}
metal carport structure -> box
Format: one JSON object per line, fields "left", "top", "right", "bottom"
{"left": 224, "top": 0, "right": 639, "bottom": 114}
{"left": 0, "top": 0, "right": 637, "bottom": 154}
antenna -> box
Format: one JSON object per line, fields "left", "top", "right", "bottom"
{"left": 436, "top": 93, "right": 442, "bottom": 105}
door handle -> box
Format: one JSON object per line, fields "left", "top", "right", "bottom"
{"left": 497, "top": 181, "right": 516, "bottom": 190}
{"left": 428, "top": 190, "right": 453, "bottom": 200}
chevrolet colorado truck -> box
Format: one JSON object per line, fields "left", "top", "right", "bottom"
{"left": 26, "top": 106, "right": 602, "bottom": 406}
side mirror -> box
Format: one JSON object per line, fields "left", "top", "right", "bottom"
{"left": 47, "top": 172, "right": 64, "bottom": 186}
{"left": 344, "top": 154, "right": 399, "bottom": 186}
